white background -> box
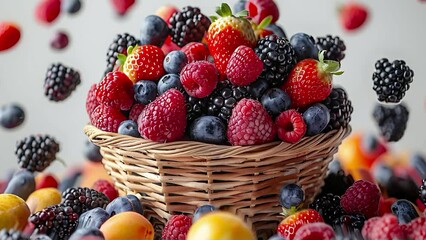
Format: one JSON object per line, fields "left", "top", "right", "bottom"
{"left": 0, "top": 0, "right": 425, "bottom": 177}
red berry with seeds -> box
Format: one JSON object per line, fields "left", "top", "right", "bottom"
{"left": 180, "top": 61, "right": 219, "bottom": 98}
{"left": 111, "top": 0, "right": 135, "bottom": 16}
{"left": 162, "top": 215, "right": 192, "bottom": 240}
{"left": 277, "top": 209, "right": 324, "bottom": 240}
{"left": 129, "top": 103, "right": 145, "bottom": 122}
{"left": 362, "top": 214, "right": 405, "bottom": 240}
{"left": 340, "top": 180, "right": 381, "bottom": 218}
{"left": 96, "top": 71, "right": 134, "bottom": 111}
{"left": 0, "top": 22, "right": 21, "bottom": 51}
{"left": 404, "top": 216, "right": 426, "bottom": 239}
{"left": 226, "top": 45, "right": 263, "bottom": 86}
{"left": 90, "top": 104, "right": 127, "bottom": 133}
{"left": 294, "top": 222, "right": 335, "bottom": 240}
{"left": 361, "top": 216, "right": 380, "bottom": 239}
{"left": 92, "top": 180, "right": 119, "bottom": 201}
{"left": 138, "top": 89, "right": 186, "bottom": 142}
{"left": 35, "top": 0, "right": 61, "bottom": 24}
{"left": 123, "top": 45, "right": 165, "bottom": 82}
{"left": 181, "top": 42, "right": 210, "bottom": 63}
{"left": 275, "top": 109, "right": 306, "bottom": 143}
{"left": 227, "top": 98, "right": 276, "bottom": 146}
{"left": 86, "top": 84, "right": 99, "bottom": 116}
{"left": 340, "top": 3, "right": 368, "bottom": 31}
{"left": 246, "top": 0, "right": 280, "bottom": 24}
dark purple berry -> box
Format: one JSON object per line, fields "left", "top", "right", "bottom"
{"left": 140, "top": 15, "right": 169, "bottom": 47}
{"left": 133, "top": 80, "right": 157, "bottom": 105}
{"left": 189, "top": 116, "right": 227, "bottom": 144}
{"left": 0, "top": 103, "right": 25, "bottom": 129}
{"left": 279, "top": 183, "right": 304, "bottom": 209}
{"left": 260, "top": 88, "right": 291, "bottom": 118}
{"left": 290, "top": 32, "right": 318, "bottom": 61}
{"left": 302, "top": 103, "right": 330, "bottom": 136}
{"left": 50, "top": 31, "right": 69, "bottom": 50}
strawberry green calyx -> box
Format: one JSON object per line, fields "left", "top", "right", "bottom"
{"left": 210, "top": 3, "right": 249, "bottom": 22}
{"left": 117, "top": 45, "right": 136, "bottom": 70}
{"left": 281, "top": 204, "right": 303, "bottom": 217}
{"left": 318, "top": 50, "right": 344, "bottom": 75}
{"left": 256, "top": 15, "right": 273, "bottom": 30}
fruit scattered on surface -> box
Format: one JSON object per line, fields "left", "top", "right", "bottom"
{"left": 100, "top": 211, "right": 154, "bottom": 240}
{"left": 340, "top": 2, "right": 369, "bottom": 31}
{"left": 340, "top": 180, "right": 381, "bottom": 218}
{"left": 277, "top": 209, "right": 324, "bottom": 240}
{"left": 50, "top": 31, "right": 69, "bottom": 50}
{"left": 110, "top": 0, "right": 135, "bottom": 16}
{"left": 140, "top": 15, "right": 169, "bottom": 47}
{"left": 44, "top": 63, "right": 81, "bottom": 102}
{"left": 91, "top": 180, "right": 118, "bottom": 201}
{"left": 373, "top": 103, "right": 409, "bottom": 142}
{"left": 26, "top": 188, "right": 61, "bottom": 213}
{"left": 0, "top": 194, "right": 31, "bottom": 231}
{"left": 35, "top": 0, "right": 61, "bottom": 24}
{"left": 315, "top": 35, "right": 346, "bottom": 62}
{"left": 162, "top": 214, "right": 192, "bottom": 240}
{"left": 0, "top": 103, "right": 25, "bottom": 129}
{"left": 62, "top": 0, "right": 82, "bottom": 15}
{"left": 0, "top": 22, "right": 21, "bottom": 51}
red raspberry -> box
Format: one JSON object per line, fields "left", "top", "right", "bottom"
{"left": 362, "top": 217, "right": 380, "bottom": 240}
{"left": 138, "top": 89, "right": 186, "bottom": 142}
{"left": 275, "top": 109, "right": 306, "bottom": 143}
{"left": 35, "top": 0, "right": 61, "bottom": 24}
{"left": 96, "top": 71, "right": 134, "bottom": 111}
{"left": 227, "top": 98, "right": 276, "bottom": 146}
{"left": 92, "top": 179, "right": 119, "bottom": 201}
{"left": 340, "top": 3, "right": 368, "bottom": 31}
{"left": 404, "top": 216, "right": 426, "bottom": 239}
{"left": 0, "top": 22, "right": 21, "bottom": 52}
{"left": 129, "top": 103, "right": 145, "bottom": 122}
{"left": 36, "top": 173, "right": 58, "bottom": 190}
{"left": 90, "top": 104, "right": 127, "bottom": 133}
{"left": 378, "top": 197, "right": 396, "bottom": 216}
{"left": 226, "top": 45, "right": 263, "bottom": 86}
{"left": 340, "top": 180, "right": 380, "bottom": 218}
{"left": 162, "top": 215, "right": 192, "bottom": 240}
{"left": 294, "top": 222, "right": 335, "bottom": 240}
{"left": 246, "top": 0, "right": 280, "bottom": 24}
{"left": 365, "top": 214, "right": 405, "bottom": 240}
{"left": 181, "top": 42, "right": 210, "bottom": 63}
{"left": 86, "top": 84, "right": 99, "bottom": 116}
{"left": 180, "top": 61, "right": 219, "bottom": 98}
{"left": 111, "top": 0, "right": 136, "bottom": 16}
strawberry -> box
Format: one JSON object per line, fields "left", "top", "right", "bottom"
{"left": 226, "top": 45, "right": 263, "bottom": 86}
{"left": 250, "top": 16, "right": 274, "bottom": 40}
{"left": 277, "top": 209, "right": 324, "bottom": 240}
{"left": 111, "top": 0, "right": 136, "bottom": 16}
{"left": 121, "top": 45, "right": 165, "bottom": 82}
{"left": 281, "top": 51, "right": 343, "bottom": 109}
{"left": 0, "top": 22, "right": 21, "bottom": 51}
{"left": 207, "top": 3, "right": 257, "bottom": 76}
{"left": 246, "top": 0, "right": 280, "bottom": 24}
{"left": 340, "top": 2, "right": 369, "bottom": 31}
{"left": 35, "top": 0, "right": 61, "bottom": 24}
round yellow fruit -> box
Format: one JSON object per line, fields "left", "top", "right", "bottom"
{"left": 187, "top": 211, "right": 255, "bottom": 240}
{"left": 100, "top": 211, "right": 154, "bottom": 240}
{"left": 26, "top": 188, "right": 61, "bottom": 213}
{"left": 0, "top": 194, "right": 31, "bottom": 230}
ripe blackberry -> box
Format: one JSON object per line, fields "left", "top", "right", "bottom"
{"left": 44, "top": 63, "right": 81, "bottom": 102}
{"left": 61, "top": 187, "right": 109, "bottom": 214}
{"left": 321, "top": 87, "right": 353, "bottom": 132}
{"left": 315, "top": 35, "right": 346, "bottom": 62}
{"left": 310, "top": 193, "right": 345, "bottom": 225}
{"left": 334, "top": 213, "right": 366, "bottom": 230}
{"left": 185, "top": 94, "right": 207, "bottom": 123}
{"left": 254, "top": 34, "right": 297, "bottom": 87}
{"left": 372, "top": 103, "right": 409, "bottom": 142}
{"left": 15, "top": 135, "right": 60, "bottom": 172}
{"left": 104, "top": 33, "right": 139, "bottom": 75}
{"left": 169, "top": 6, "right": 211, "bottom": 47}
{"left": 319, "top": 170, "right": 355, "bottom": 197}
{"left": 420, "top": 179, "right": 426, "bottom": 204}
{"left": 372, "top": 58, "right": 414, "bottom": 103}
{"left": 0, "top": 229, "right": 29, "bottom": 240}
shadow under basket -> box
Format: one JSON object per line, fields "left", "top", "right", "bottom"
{"left": 84, "top": 124, "right": 351, "bottom": 237}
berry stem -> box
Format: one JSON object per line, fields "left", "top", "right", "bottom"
{"left": 282, "top": 205, "right": 301, "bottom": 217}
{"left": 318, "top": 50, "right": 344, "bottom": 75}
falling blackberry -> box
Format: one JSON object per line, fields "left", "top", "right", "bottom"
{"left": 0, "top": 229, "right": 30, "bottom": 240}
{"left": 254, "top": 34, "right": 297, "bottom": 87}
{"left": 372, "top": 103, "right": 409, "bottom": 142}
{"left": 420, "top": 179, "right": 426, "bottom": 204}
{"left": 310, "top": 193, "right": 345, "bottom": 225}
{"left": 185, "top": 94, "right": 208, "bottom": 123}
{"left": 169, "top": 6, "right": 211, "bottom": 47}
{"left": 315, "top": 35, "right": 346, "bottom": 62}
{"left": 321, "top": 87, "right": 353, "bottom": 132}
{"left": 334, "top": 213, "right": 366, "bottom": 230}
{"left": 61, "top": 187, "right": 109, "bottom": 214}
{"left": 15, "top": 135, "right": 60, "bottom": 172}
{"left": 319, "top": 170, "right": 354, "bottom": 197}
{"left": 104, "top": 33, "right": 139, "bottom": 75}
{"left": 44, "top": 63, "right": 81, "bottom": 102}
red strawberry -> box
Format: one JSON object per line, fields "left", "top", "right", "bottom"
{"left": 122, "top": 45, "right": 165, "bottom": 82}
{"left": 86, "top": 83, "right": 99, "bottom": 116}
{"left": 246, "top": 0, "right": 280, "bottom": 24}
{"left": 181, "top": 42, "right": 210, "bottom": 63}
{"left": 111, "top": 0, "right": 135, "bottom": 16}
{"left": 340, "top": 3, "right": 368, "bottom": 31}
{"left": 404, "top": 216, "right": 426, "bottom": 239}
{"left": 281, "top": 51, "right": 343, "bottom": 108}
{"left": 226, "top": 45, "right": 263, "bottom": 86}
{"left": 180, "top": 61, "right": 219, "bottom": 98}
{"left": 90, "top": 104, "right": 127, "bottom": 132}
{"left": 294, "top": 222, "right": 335, "bottom": 240}
{"left": 0, "top": 22, "right": 21, "bottom": 51}
{"left": 96, "top": 71, "right": 134, "bottom": 111}
{"left": 251, "top": 17, "right": 275, "bottom": 40}
{"left": 276, "top": 109, "right": 306, "bottom": 143}
{"left": 340, "top": 180, "right": 381, "bottom": 218}
{"left": 138, "top": 89, "right": 186, "bottom": 142}
{"left": 162, "top": 215, "right": 192, "bottom": 240}
{"left": 129, "top": 103, "right": 145, "bottom": 122}
{"left": 277, "top": 209, "right": 324, "bottom": 240}
{"left": 35, "top": 0, "right": 61, "bottom": 24}
{"left": 227, "top": 98, "right": 276, "bottom": 146}
{"left": 92, "top": 179, "right": 119, "bottom": 201}
{"left": 207, "top": 3, "right": 257, "bottom": 76}
{"left": 363, "top": 214, "right": 405, "bottom": 240}
{"left": 36, "top": 173, "right": 58, "bottom": 190}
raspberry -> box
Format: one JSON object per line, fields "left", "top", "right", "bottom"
{"left": 86, "top": 84, "right": 99, "bottom": 116}
{"left": 227, "top": 98, "right": 276, "bottom": 146}
{"left": 361, "top": 216, "right": 380, "bottom": 240}
{"left": 340, "top": 180, "right": 381, "bottom": 218}
{"left": 111, "top": 0, "right": 136, "bottom": 16}
{"left": 404, "top": 216, "right": 426, "bottom": 239}
{"left": 226, "top": 45, "right": 263, "bottom": 86}
{"left": 162, "top": 215, "right": 192, "bottom": 240}
{"left": 36, "top": 173, "right": 59, "bottom": 190}
{"left": 181, "top": 42, "right": 210, "bottom": 63}
{"left": 294, "top": 222, "right": 335, "bottom": 240}
{"left": 363, "top": 214, "right": 405, "bottom": 240}
{"left": 90, "top": 104, "right": 127, "bottom": 133}
{"left": 129, "top": 103, "right": 145, "bottom": 122}
{"left": 92, "top": 180, "right": 119, "bottom": 201}
{"left": 0, "top": 22, "right": 21, "bottom": 51}
{"left": 180, "top": 61, "right": 219, "bottom": 98}
{"left": 138, "top": 89, "right": 186, "bottom": 142}
{"left": 246, "top": 0, "right": 280, "bottom": 24}
{"left": 340, "top": 2, "right": 368, "bottom": 31}
{"left": 35, "top": 0, "right": 61, "bottom": 24}
{"left": 96, "top": 71, "right": 134, "bottom": 111}
{"left": 275, "top": 109, "right": 307, "bottom": 143}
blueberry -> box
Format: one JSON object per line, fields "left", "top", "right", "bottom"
{"left": 125, "top": 194, "right": 144, "bottom": 215}
{"left": 260, "top": 88, "right": 291, "bottom": 117}
{"left": 0, "top": 103, "right": 25, "bottom": 129}
{"left": 62, "top": 0, "right": 82, "bottom": 14}
{"left": 69, "top": 228, "right": 104, "bottom": 240}
{"left": 118, "top": 120, "right": 140, "bottom": 137}
{"left": 31, "top": 235, "right": 52, "bottom": 240}
{"left": 163, "top": 50, "right": 188, "bottom": 74}
{"left": 134, "top": 80, "right": 157, "bottom": 105}
{"left": 391, "top": 199, "right": 419, "bottom": 224}
{"left": 84, "top": 140, "right": 102, "bottom": 162}
{"left": 4, "top": 170, "right": 35, "bottom": 200}
{"left": 77, "top": 208, "right": 110, "bottom": 229}
{"left": 303, "top": 103, "right": 330, "bottom": 136}
{"left": 248, "top": 78, "right": 269, "bottom": 99}
{"left": 140, "top": 15, "right": 169, "bottom": 47}
{"left": 279, "top": 183, "right": 304, "bottom": 209}
{"left": 193, "top": 204, "right": 217, "bottom": 223}
{"left": 409, "top": 153, "right": 426, "bottom": 179}
{"left": 265, "top": 24, "right": 287, "bottom": 39}
{"left": 268, "top": 234, "right": 286, "bottom": 240}
{"left": 372, "top": 162, "right": 394, "bottom": 187}
{"left": 106, "top": 196, "right": 135, "bottom": 216}
{"left": 157, "top": 74, "right": 183, "bottom": 95}
{"left": 59, "top": 170, "right": 82, "bottom": 192}
{"left": 290, "top": 33, "right": 319, "bottom": 61}
{"left": 233, "top": 0, "right": 246, "bottom": 13}
{"left": 189, "top": 116, "right": 227, "bottom": 144}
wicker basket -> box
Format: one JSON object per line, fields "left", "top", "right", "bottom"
{"left": 84, "top": 124, "right": 350, "bottom": 236}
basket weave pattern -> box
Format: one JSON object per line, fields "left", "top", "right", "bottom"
{"left": 84, "top": 124, "right": 350, "bottom": 234}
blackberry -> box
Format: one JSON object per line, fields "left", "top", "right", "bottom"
{"left": 420, "top": 179, "right": 426, "bottom": 204}
{"left": 372, "top": 58, "right": 414, "bottom": 103}
{"left": 319, "top": 170, "right": 354, "bottom": 197}
{"left": 333, "top": 224, "right": 364, "bottom": 240}
{"left": 310, "top": 193, "right": 345, "bottom": 225}
{"left": 61, "top": 187, "right": 109, "bottom": 214}
{"left": 15, "top": 135, "right": 60, "bottom": 172}
{"left": 372, "top": 103, "right": 409, "bottom": 142}
{"left": 334, "top": 213, "right": 366, "bottom": 230}
{"left": 321, "top": 87, "right": 353, "bottom": 132}
{"left": 104, "top": 33, "right": 139, "bottom": 75}
{"left": 315, "top": 35, "right": 346, "bottom": 62}
{"left": 185, "top": 94, "right": 207, "bottom": 123}
{"left": 44, "top": 63, "right": 81, "bottom": 102}
{"left": 169, "top": 6, "right": 211, "bottom": 47}
{"left": 0, "top": 229, "right": 29, "bottom": 240}
{"left": 254, "top": 34, "right": 297, "bottom": 87}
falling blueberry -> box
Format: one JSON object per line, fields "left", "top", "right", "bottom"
{"left": 50, "top": 31, "right": 69, "bottom": 50}
{"left": 0, "top": 103, "right": 25, "bottom": 129}
{"left": 62, "top": 0, "right": 82, "bottom": 14}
